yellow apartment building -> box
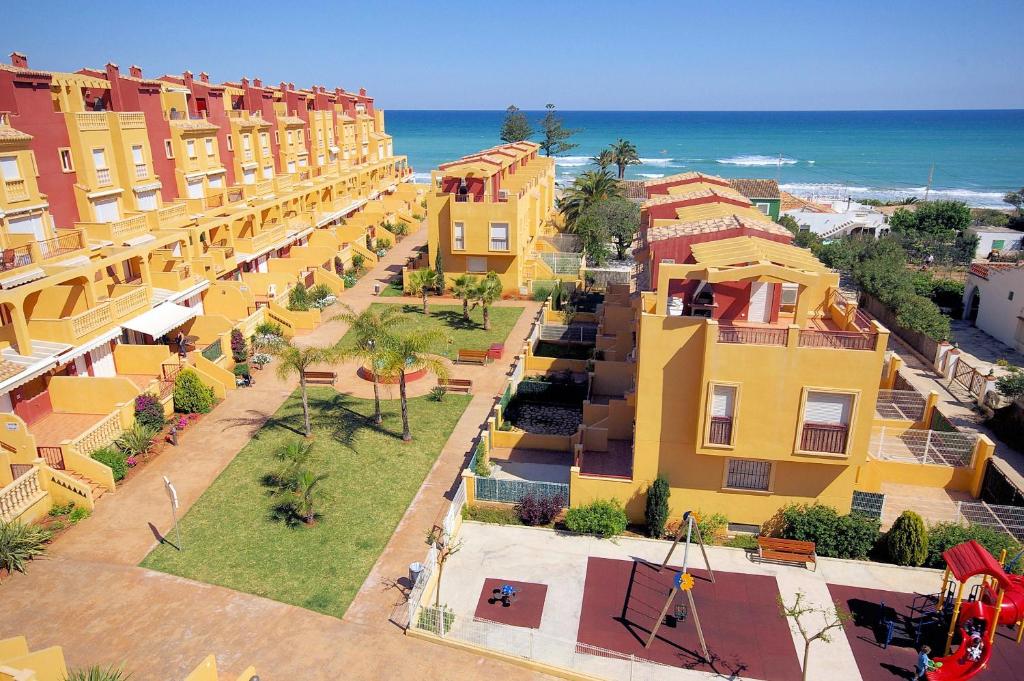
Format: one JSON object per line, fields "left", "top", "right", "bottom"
{"left": 426, "top": 142, "right": 558, "bottom": 293}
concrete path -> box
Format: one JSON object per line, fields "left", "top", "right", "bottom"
{"left": 2, "top": 223, "right": 556, "bottom": 680}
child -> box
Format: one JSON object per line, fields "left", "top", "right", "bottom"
{"left": 917, "top": 645, "right": 942, "bottom": 679}
{"left": 965, "top": 633, "right": 983, "bottom": 662}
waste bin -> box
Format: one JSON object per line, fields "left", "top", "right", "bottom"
{"left": 409, "top": 561, "right": 423, "bottom": 586}
{"left": 374, "top": 283, "right": 381, "bottom": 295}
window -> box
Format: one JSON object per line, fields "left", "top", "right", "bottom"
{"left": 274, "top": 131, "right": 280, "bottom": 145}
{"left": 467, "top": 256, "right": 487, "bottom": 273}
{"left": 708, "top": 384, "right": 736, "bottom": 446}
{"left": 226, "top": 136, "right": 233, "bottom": 152}
{"left": 993, "top": 240, "right": 1006, "bottom": 250}
{"left": 297, "top": 130, "right": 303, "bottom": 143}
{"left": 58, "top": 148, "right": 74, "bottom": 172}
{"left": 186, "top": 178, "right": 204, "bottom": 199}
{"left": 287, "top": 130, "right": 294, "bottom": 145}
{"left": 489, "top": 222, "right": 509, "bottom": 251}
{"left": 262, "top": 165, "right": 273, "bottom": 179}
{"left": 725, "top": 460, "right": 771, "bottom": 492}
{"left": 755, "top": 202, "right": 771, "bottom": 215}
{"left": 7, "top": 213, "right": 45, "bottom": 239}
{"left": 208, "top": 172, "right": 224, "bottom": 189}
{"left": 242, "top": 134, "right": 251, "bottom": 150}
{"left": 186, "top": 139, "right": 197, "bottom": 159}
{"left": 453, "top": 222, "right": 465, "bottom": 250}
{"left": 93, "top": 196, "right": 120, "bottom": 223}
{"left": 1010, "top": 291, "right": 1015, "bottom": 301}
{"left": 317, "top": 154, "right": 325, "bottom": 165}
{"left": 0, "top": 156, "right": 20, "bottom": 180}
{"left": 131, "top": 145, "right": 144, "bottom": 164}
{"left": 287, "top": 160, "right": 296, "bottom": 174}
{"left": 260, "top": 132, "right": 269, "bottom": 153}
{"left": 801, "top": 391, "right": 853, "bottom": 454}
{"left": 91, "top": 148, "right": 107, "bottom": 170}
{"left": 780, "top": 283, "right": 799, "bottom": 307}
{"left": 136, "top": 189, "right": 158, "bottom": 211}
{"left": 242, "top": 167, "right": 256, "bottom": 185}
{"left": 298, "top": 155, "right": 308, "bottom": 167}
{"left": 205, "top": 138, "right": 215, "bottom": 156}
{"left": 164, "top": 140, "right": 174, "bottom": 159}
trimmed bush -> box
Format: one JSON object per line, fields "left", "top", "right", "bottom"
{"left": 352, "top": 253, "right": 365, "bottom": 271}
{"left": 887, "top": 511, "right": 929, "bottom": 566}
{"left": 564, "top": 498, "right": 628, "bottom": 538}
{"left": 173, "top": 369, "right": 215, "bottom": 414}
{"left": 645, "top": 475, "right": 670, "bottom": 538}
{"left": 230, "top": 328, "right": 247, "bottom": 362}
{"left": 926, "top": 522, "right": 1023, "bottom": 574}
{"left": 696, "top": 512, "right": 729, "bottom": 542}
{"left": 343, "top": 274, "right": 357, "bottom": 289}
{"left": 233, "top": 362, "right": 251, "bottom": 378}
{"left": 781, "top": 503, "right": 880, "bottom": 560}
{"left": 515, "top": 493, "right": 563, "bottom": 526}
{"left": 92, "top": 447, "right": 128, "bottom": 482}
{"left": 134, "top": 392, "right": 165, "bottom": 432}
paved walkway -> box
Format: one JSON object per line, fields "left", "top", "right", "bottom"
{"left": 2, "top": 223, "right": 556, "bottom": 680}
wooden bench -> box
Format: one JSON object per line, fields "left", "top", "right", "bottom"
{"left": 756, "top": 537, "right": 817, "bottom": 571}
{"left": 302, "top": 370, "right": 337, "bottom": 385}
{"left": 456, "top": 349, "right": 489, "bottom": 365}
{"left": 437, "top": 378, "right": 473, "bottom": 394}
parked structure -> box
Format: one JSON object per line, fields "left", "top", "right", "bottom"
{"left": 963, "top": 262, "right": 1024, "bottom": 352}
{"left": 0, "top": 52, "right": 417, "bottom": 522}
{"left": 426, "top": 142, "right": 561, "bottom": 294}
{"left": 783, "top": 198, "right": 887, "bottom": 241}
{"left": 967, "top": 225, "right": 1024, "bottom": 260}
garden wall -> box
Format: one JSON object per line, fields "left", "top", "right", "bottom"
{"left": 862, "top": 293, "right": 939, "bottom": 361}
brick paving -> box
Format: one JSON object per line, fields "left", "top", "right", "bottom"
{"left": 1, "top": 223, "right": 556, "bottom": 680}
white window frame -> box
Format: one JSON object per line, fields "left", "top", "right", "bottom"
{"left": 453, "top": 222, "right": 465, "bottom": 250}
{"left": 58, "top": 148, "right": 74, "bottom": 172}
{"left": 205, "top": 138, "right": 215, "bottom": 156}
{"left": 262, "top": 165, "right": 273, "bottom": 179}
{"left": 0, "top": 155, "right": 21, "bottom": 180}
{"left": 287, "top": 130, "right": 294, "bottom": 145}
{"left": 489, "top": 222, "right": 509, "bottom": 251}
{"left": 226, "top": 136, "right": 234, "bottom": 152}
{"left": 164, "top": 140, "right": 174, "bottom": 159}
{"left": 91, "top": 148, "right": 108, "bottom": 170}
{"left": 186, "top": 139, "right": 197, "bottom": 159}
{"left": 755, "top": 202, "right": 771, "bottom": 215}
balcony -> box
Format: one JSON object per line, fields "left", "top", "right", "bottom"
{"left": 117, "top": 112, "right": 146, "bottom": 130}
{"left": 235, "top": 229, "right": 281, "bottom": 255}
{"left": 38, "top": 230, "right": 86, "bottom": 260}
{"left": 717, "top": 325, "right": 787, "bottom": 346}
{"left": 96, "top": 168, "right": 112, "bottom": 187}
{"left": 156, "top": 203, "right": 188, "bottom": 225}
{"left": 134, "top": 163, "right": 148, "bottom": 180}
{"left": 3, "top": 178, "right": 29, "bottom": 202}
{"left": 150, "top": 261, "right": 196, "bottom": 292}
{"left": 243, "top": 149, "right": 254, "bottom": 161}
{"left": 799, "top": 422, "right": 849, "bottom": 455}
{"left": 74, "top": 112, "right": 108, "bottom": 131}
{"left": 708, "top": 416, "right": 733, "bottom": 445}
{"left": 81, "top": 214, "right": 148, "bottom": 243}
{"left": 29, "top": 304, "right": 116, "bottom": 344}
{"left": 110, "top": 285, "right": 151, "bottom": 320}
{"left": 0, "top": 244, "right": 33, "bottom": 272}
{"left": 489, "top": 239, "right": 509, "bottom": 252}
{"left": 798, "top": 329, "right": 877, "bottom": 351}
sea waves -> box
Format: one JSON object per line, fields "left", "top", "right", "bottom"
{"left": 554, "top": 155, "right": 686, "bottom": 169}
{"left": 780, "top": 183, "right": 1009, "bottom": 208}
{"left": 717, "top": 155, "right": 800, "bottom": 166}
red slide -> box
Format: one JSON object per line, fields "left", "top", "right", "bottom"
{"left": 928, "top": 581, "right": 1024, "bottom": 680}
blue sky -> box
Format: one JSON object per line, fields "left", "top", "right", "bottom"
{"left": 3, "top": 0, "right": 1022, "bottom": 110}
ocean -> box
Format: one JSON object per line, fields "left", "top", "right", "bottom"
{"left": 384, "top": 110, "right": 1024, "bottom": 208}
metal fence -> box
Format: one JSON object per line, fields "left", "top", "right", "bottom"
{"left": 540, "top": 324, "right": 598, "bottom": 343}
{"left": 407, "top": 479, "right": 467, "bottom": 626}
{"left": 412, "top": 607, "right": 684, "bottom": 681}
{"left": 869, "top": 426, "right": 977, "bottom": 468}
{"left": 851, "top": 490, "right": 886, "bottom": 519}
{"left": 875, "top": 389, "right": 927, "bottom": 421}
{"left": 956, "top": 501, "right": 1024, "bottom": 543}
{"left": 539, "top": 252, "right": 583, "bottom": 275}
{"left": 475, "top": 477, "right": 569, "bottom": 505}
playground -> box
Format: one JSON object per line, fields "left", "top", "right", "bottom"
{"left": 429, "top": 521, "right": 1024, "bottom": 681}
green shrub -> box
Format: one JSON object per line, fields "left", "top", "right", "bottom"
{"left": 173, "top": 369, "right": 216, "bottom": 414}
{"left": 724, "top": 534, "right": 759, "bottom": 550}
{"left": 69, "top": 506, "right": 90, "bottom": 524}
{"left": 233, "top": 362, "right": 251, "bottom": 378}
{"left": 996, "top": 371, "right": 1024, "bottom": 399}
{"left": 926, "top": 522, "right": 1023, "bottom": 573}
{"left": 429, "top": 386, "right": 447, "bottom": 402}
{"left": 377, "top": 237, "right": 392, "bottom": 251}
{"left": 343, "top": 274, "right": 357, "bottom": 288}
{"left": 288, "top": 283, "right": 310, "bottom": 311}
{"left": 48, "top": 502, "right": 75, "bottom": 517}
{"left": 254, "top": 321, "right": 284, "bottom": 337}
{"left": 462, "top": 504, "right": 522, "bottom": 525}
{"left": 532, "top": 284, "right": 554, "bottom": 302}
{"left": 564, "top": 498, "right": 628, "bottom": 538}
{"left": 133, "top": 393, "right": 165, "bottom": 432}
{"left": 472, "top": 450, "right": 491, "bottom": 476}
{"left": 887, "top": 511, "right": 928, "bottom": 566}
{"left": 64, "top": 666, "right": 133, "bottom": 681}
{"left": 352, "top": 253, "right": 365, "bottom": 271}
{"left": 645, "top": 475, "right": 670, "bottom": 538}
{"left": 782, "top": 503, "right": 880, "bottom": 559}
{"left": 696, "top": 512, "right": 729, "bottom": 542}
{"left": 92, "top": 447, "right": 128, "bottom": 482}
{"left": 0, "top": 519, "right": 52, "bottom": 574}
{"left": 115, "top": 422, "right": 157, "bottom": 458}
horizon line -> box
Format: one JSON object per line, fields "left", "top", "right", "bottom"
{"left": 385, "top": 108, "right": 1024, "bottom": 113}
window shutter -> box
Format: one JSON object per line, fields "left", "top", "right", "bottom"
{"left": 711, "top": 385, "right": 735, "bottom": 418}
{"left": 91, "top": 149, "right": 106, "bottom": 169}
{"left": 804, "top": 392, "right": 852, "bottom": 424}
{"left": 186, "top": 178, "right": 204, "bottom": 199}
{"left": 0, "top": 156, "right": 20, "bottom": 180}
{"left": 131, "top": 146, "right": 144, "bottom": 164}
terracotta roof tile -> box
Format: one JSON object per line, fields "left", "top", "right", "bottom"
{"left": 647, "top": 215, "right": 792, "bottom": 243}
{"left": 620, "top": 180, "right": 647, "bottom": 200}
{"left": 780, "top": 191, "right": 833, "bottom": 213}
{"left": 729, "top": 178, "right": 780, "bottom": 199}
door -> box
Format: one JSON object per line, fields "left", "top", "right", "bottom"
{"left": 243, "top": 167, "right": 256, "bottom": 185}
{"left": 90, "top": 342, "right": 116, "bottom": 377}
{"left": 749, "top": 282, "right": 771, "bottom": 323}
{"left": 7, "top": 213, "right": 45, "bottom": 240}
{"left": 208, "top": 173, "right": 224, "bottom": 189}
{"left": 187, "top": 178, "right": 204, "bottom": 199}
{"left": 136, "top": 189, "right": 158, "bottom": 211}
{"left": 93, "top": 197, "right": 120, "bottom": 223}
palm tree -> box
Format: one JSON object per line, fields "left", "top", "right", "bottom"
{"left": 592, "top": 149, "right": 615, "bottom": 171}
{"left": 610, "top": 138, "right": 640, "bottom": 179}
{"left": 291, "top": 468, "right": 329, "bottom": 525}
{"left": 407, "top": 268, "right": 437, "bottom": 315}
{"left": 273, "top": 439, "right": 314, "bottom": 488}
{"left": 331, "top": 304, "right": 401, "bottom": 425}
{"left": 274, "top": 340, "right": 335, "bottom": 437}
{"left": 378, "top": 329, "right": 450, "bottom": 441}
{"left": 557, "top": 170, "right": 624, "bottom": 231}
{"left": 474, "top": 272, "right": 503, "bottom": 331}
{"left": 451, "top": 274, "right": 479, "bottom": 321}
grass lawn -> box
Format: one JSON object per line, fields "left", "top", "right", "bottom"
{"left": 141, "top": 387, "right": 471, "bottom": 618}
{"left": 378, "top": 280, "right": 405, "bottom": 297}
{"left": 335, "top": 303, "right": 524, "bottom": 358}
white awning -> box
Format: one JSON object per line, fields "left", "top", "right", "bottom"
{"left": 86, "top": 187, "right": 123, "bottom": 199}
{"left": 54, "top": 327, "right": 122, "bottom": 366}
{"left": 120, "top": 302, "right": 197, "bottom": 339}
{"left": 133, "top": 181, "right": 162, "bottom": 193}
{"left": 164, "top": 278, "right": 210, "bottom": 304}
{"left": 0, "top": 267, "right": 46, "bottom": 289}
{"left": 123, "top": 234, "right": 157, "bottom": 248}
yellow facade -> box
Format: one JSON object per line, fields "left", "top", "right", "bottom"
{"left": 427, "top": 142, "right": 558, "bottom": 293}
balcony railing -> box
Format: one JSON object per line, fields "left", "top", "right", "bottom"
{"left": 800, "top": 422, "right": 849, "bottom": 455}
{"left": 0, "top": 244, "right": 33, "bottom": 272}
{"left": 134, "top": 163, "right": 148, "bottom": 179}
{"left": 489, "top": 239, "right": 509, "bottom": 251}
{"left": 243, "top": 149, "right": 254, "bottom": 161}
{"left": 798, "top": 329, "right": 877, "bottom": 351}
{"left": 157, "top": 203, "right": 187, "bottom": 223}
{"left": 117, "top": 112, "right": 146, "bottom": 129}
{"left": 68, "top": 410, "right": 123, "bottom": 457}
{"left": 74, "top": 112, "right": 108, "bottom": 131}
{"left": 0, "top": 467, "right": 42, "bottom": 522}
{"left": 708, "top": 416, "right": 733, "bottom": 445}
{"left": 717, "top": 325, "right": 787, "bottom": 346}
{"left": 111, "top": 285, "right": 150, "bottom": 319}
{"left": 96, "top": 168, "right": 112, "bottom": 186}
{"left": 4, "top": 178, "right": 29, "bottom": 201}
{"left": 37, "top": 230, "right": 85, "bottom": 260}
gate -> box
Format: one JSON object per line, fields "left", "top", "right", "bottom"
{"left": 37, "top": 446, "right": 65, "bottom": 470}
{"left": 10, "top": 463, "right": 33, "bottom": 479}
{"left": 951, "top": 357, "right": 982, "bottom": 397}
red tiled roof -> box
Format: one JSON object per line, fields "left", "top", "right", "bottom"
{"left": 621, "top": 180, "right": 647, "bottom": 200}
{"left": 729, "top": 178, "right": 780, "bottom": 199}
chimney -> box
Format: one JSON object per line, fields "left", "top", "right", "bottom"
{"left": 9, "top": 52, "right": 27, "bottom": 69}
{"left": 105, "top": 62, "right": 120, "bottom": 80}
{"left": 199, "top": 71, "right": 209, "bottom": 83}
{"left": 288, "top": 82, "right": 295, "bottom": 90}
{"left": 241, "top": 76, "right": 249, "bottom": 89}
{"left": 280, "top": 81, "right": 287, "bottom": 92}
{"left": 129, "top": 65, "right": 142, "bottom": 78}
{"left": 359, "top": 87, "right": 366, "bottom": 97}
{"left": 335, "top": 87, "right": 344, "bottom": 98}
{"left": 183, "top": 70, "right": 193, "bottom": 88}
{"left": 253, "top": 78, "right": 262, "bottom": 89}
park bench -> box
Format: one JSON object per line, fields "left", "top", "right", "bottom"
{"left": 437, "top": 378, "right": 473, "bottom": 394}
{"left": 302, "top": 370, "right": 337, "bottom": 385}
{"left": 456, "top": 349, "right": 489, "bottom": 365}
{"left": 756, "top": 537, "right": 817, "bottom": 571}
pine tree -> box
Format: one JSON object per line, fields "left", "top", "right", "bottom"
{"left": 500, "top": 105, "right": 533, "bottom": 143}
{"left": 886, "top": 511, "right": 928, "bottom": 566}
{"left": 539, "top": 104, "right": 579, "bottom": 157}
{"left": 645, "top": 475, "right": 670, "bottom": 538}
{"left": 435, "top": 251, "right": 446, "bottom": 293}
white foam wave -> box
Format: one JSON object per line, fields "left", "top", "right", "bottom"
{"left": 717, "top": 155, "right": 798, "bottom": 166}
{"left": 639, "top": 158, "right": 676, "bottom": 167}
{"left": 410, "top": 172, "right": 432, "bottom": 183}
{"left": 636, "top": 173, "right": 665, "bottom": 179}
{"left": 554, "top": 155, "right": 592, "bottom": 167}
{"left": 780, "top": 182, "right": 1010, "bottom": 208}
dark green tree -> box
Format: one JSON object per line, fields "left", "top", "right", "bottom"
{"left": 1004, "top": 188, "right": 1024, "bottom": 215}
{"left": 578, "top": 197, "right": 639, "bottom": 261}
{"left": 434, "top": 250, "right": 446, "bottom": 293}
{"left": 557, "top": 169, "right": 624, "bottom": 231}
{"left": 499, "top": 105, "right": 533, "bottom": 143}
{"left": 886, "top": 511, "right": 928, "bottom": 566}
{"left": 539, "top": 104, "right": 579, "bottom": 157}
{"left": 644, "top": 475, "right": 670, "bottom": 538}
{"left": 609, "top": 138, "right": 641, "bottom": 179}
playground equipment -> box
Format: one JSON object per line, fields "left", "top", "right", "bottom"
{"left": 645, "top": 511, "right": 714, "bottom": 657}
{"left": 927, "top": 540, "right": 1024, "bottom": 680}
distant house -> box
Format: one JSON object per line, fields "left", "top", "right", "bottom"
{"left": 729, "top": 178, "right": 781, "bottom": 220}
{"left": 963, "top": 263, "right": 1024, "bottom": 353}
{"left": 967, "top": 226, "right": 1023, "bottom": 260}
{"left": 783, "top": 199, "right": 887, "bottom": 241}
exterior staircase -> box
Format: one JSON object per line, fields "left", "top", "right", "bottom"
{"left": 66, "top": 471, "right": 108, "bottom": 502}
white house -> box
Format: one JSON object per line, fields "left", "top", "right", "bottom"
{"left": 783, "top": 199, "right": 887, "bottom": 241}
{"left": 963, "top": 263, "right": 1024, "bottom": 352}
{"left": 967, "top": 226, "right": 1023, "bottom": 260}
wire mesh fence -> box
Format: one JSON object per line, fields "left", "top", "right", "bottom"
{"left": 539, "top": 252, "right": 583, "bottom": 275}
{"left": 956, "top": 501, "right": 1024, "bottom": 543}
{"left": 869, "top": 426, "right": 977, "bottom": 468}
{"left": 474, "top": 477, "right": 569, "bottom": 505}
{"left": 875, "top": 389, "right": 927, "bottom": 421}
{"left": 540, "top": 324, "right": 598, "bottom": 343}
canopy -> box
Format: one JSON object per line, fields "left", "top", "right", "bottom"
{"left": 120, "top": 302, "right": 196, "bottom": 339}
{"left": 942, "top": 540, "right": 1010, "bottom": 588}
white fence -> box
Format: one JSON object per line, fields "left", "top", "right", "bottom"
{"left": 869, "top": 427, "right": 977, "bottom": 468}
{"left": 539, "top": 252, "right": 583, "bottom": 275}
{"left": 875, "top": 389, "right": 927, "bottom": 422}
